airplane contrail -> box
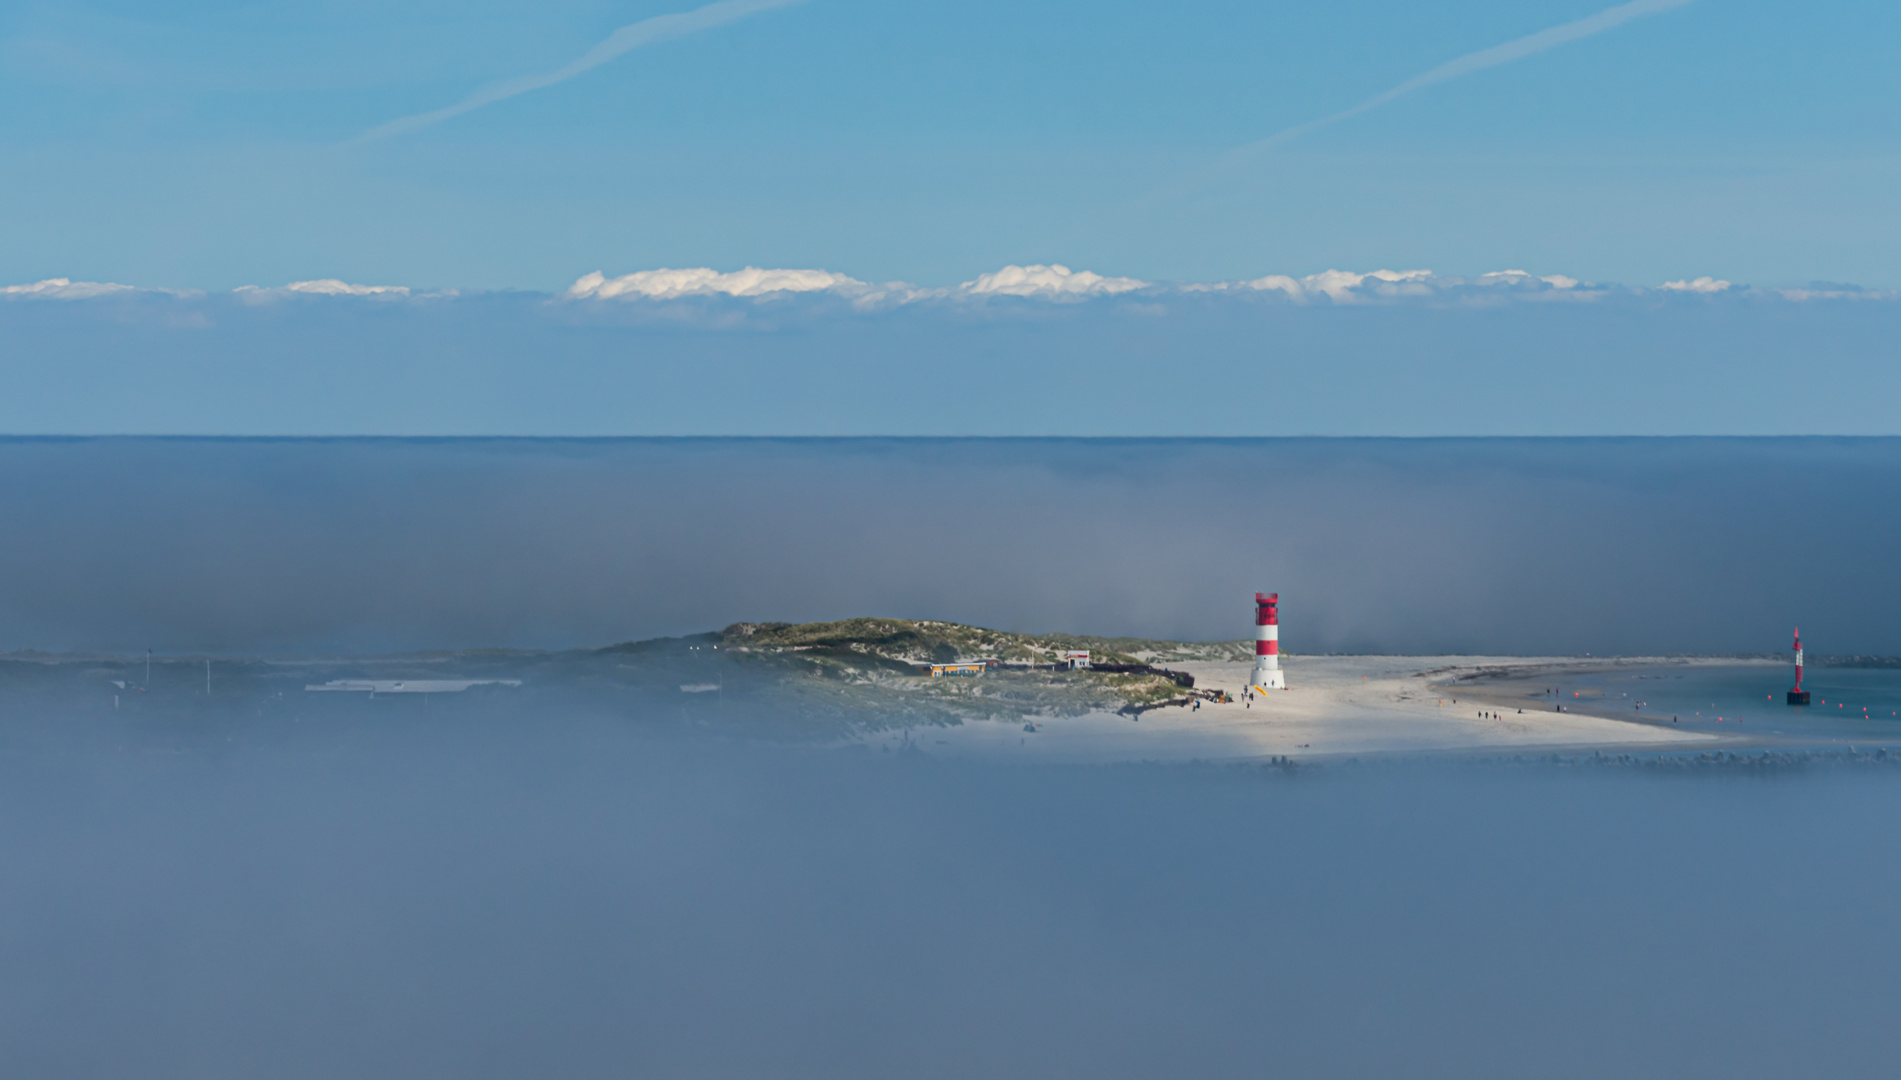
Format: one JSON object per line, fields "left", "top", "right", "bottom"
{"left": 1245, "top": 0, "right": 1697, "bottom": 153}
{"left": 357, "top": 0, "right": 807, "bottom": 142}
{"left": 1097, "top": 0, "right": 1697, "bottom": 227}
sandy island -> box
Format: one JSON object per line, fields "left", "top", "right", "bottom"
{"left": 863, "top": 656, "right": 1728, "bottom": 764}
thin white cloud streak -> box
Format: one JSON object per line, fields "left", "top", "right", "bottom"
{"left": 1246, "top": 0, "right": 1698, "bottom": 153}
{"left": 1095, "top": 0, "right": 1698, "bottom": 234}
{"left": 357, "top": 0, "right": 805, "bottom": 142}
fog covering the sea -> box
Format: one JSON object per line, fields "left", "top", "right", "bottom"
{"left": 1, "top": 436, "right": 1896, "bottom": 657}
{"left": 5, "top": 437, "right": 1901, "bottom": 1077}
{"left": 3, "top": 719, "right": 1900, "bottom": 1080}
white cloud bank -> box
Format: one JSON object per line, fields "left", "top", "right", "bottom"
{"left": 959, "top": 264, "right": 1147, "bottom": 298}
{"left": 555, "top": 264, "right": 1901, "bottom": 308}
{"left": 567, "top": 267, "right": 864, "bottom": 300}
{"left": 566, "top": 263, "right": 1148, "bottom": 305}
{"left": 566, "top": 264, "right": 1606, "bottom": 306}
{"left": 10, "top": 268, "right": 1893, "bottom": 309}
{"left": 280, "top": 279, "right": 412, "bottom": 297}
{"left": 1180, "top": 267, "right": 1588, "bottom": 303}
{"left": 230, "top": 280, "right": 459, "bottom": 302}
{"left": 2, "top": 277, "right": 137, "bottom": 300}
{"left": 1659, "top": 276, "right": 1734, "bottom": 293}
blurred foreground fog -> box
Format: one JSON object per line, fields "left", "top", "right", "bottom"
{"left": 2, "top": 436, "right": 1899, "bottom": 656}
{"left": 0, "top": 715, "right": 1897, "bottom": 1079}
{"left": 7, "top": 436, "right": 1899, "bottom": 1077}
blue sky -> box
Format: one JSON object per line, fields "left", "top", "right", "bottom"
{"left": 4, "top": 0, "right": 1899, "bottom": 291}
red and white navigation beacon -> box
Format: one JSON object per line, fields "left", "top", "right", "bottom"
{"left": 1787, "top": 628, "right": 1810, "bottom": 705}
{"left": 1250, "top": 592, "right": 1286, "bottom": 693}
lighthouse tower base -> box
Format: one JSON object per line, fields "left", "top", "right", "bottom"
{"left": 1251, "top": 660, "right": 1285, "bottom": 692}
{"left": 1787, "top": 690, "right": 1810, "bottom": 706}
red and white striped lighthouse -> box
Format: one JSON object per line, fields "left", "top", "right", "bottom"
{"left": 1787, "top": 628, "right": 1810, "bottom": 705}
{"left": 1251, "top": 592, "right": 1285, "bottom": 692}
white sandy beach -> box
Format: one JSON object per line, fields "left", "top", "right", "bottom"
{"left": 865, "top": 656, "right": 1722, "bottom": 763}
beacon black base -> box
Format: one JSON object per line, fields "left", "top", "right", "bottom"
{"left": 1787, "top": 690, "right": 1811, "bottom": 706}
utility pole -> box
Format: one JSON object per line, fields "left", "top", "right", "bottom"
{"left": 206, "top": 659, "right": 211, "bottom": 696}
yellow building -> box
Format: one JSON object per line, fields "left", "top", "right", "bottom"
{"left": 929, "top": 662, "right": 986, "bottom": 677}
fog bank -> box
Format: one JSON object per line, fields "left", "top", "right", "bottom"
{"left": 1, "top": 724, "right": 1897, "bottom": 1079}
{"left": 1, "top": 437, "right": 1895, "bottom": 656}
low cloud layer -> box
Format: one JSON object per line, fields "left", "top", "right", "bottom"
{"left": 11, "top": 265, "right": 1898, "bottom": 310}
{"left": 566, "top": 262, "right": 1149, "bottom": 303}
{"left": 1659, "top": 275, "right": 1735, "bottom": 293}
{"left": 567, "top": 266, "right": 863, "bottom": 300}
{"left": 262, "top": 279, "right": 413, "bottom": 298}
{"left": 960, "top": 263, "right": 1148, "bottom": 297}
{"left": 3, "top": 277, "right": 140, "bottom": 300}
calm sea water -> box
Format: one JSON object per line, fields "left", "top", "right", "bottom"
{"left": 1544, "top": 663, "right": 1901, "bottom": 741}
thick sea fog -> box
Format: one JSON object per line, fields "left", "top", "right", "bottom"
{"left": 1, "top": 436, "right": 1898, "bottom": 656}
{"left": 5, "top": 436, "right": 1901, "bottom": 1076}
{"left": 1, "top": 721, "right": 1898, "bottom": 1080}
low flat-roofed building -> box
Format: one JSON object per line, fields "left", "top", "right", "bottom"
{"left": 928, "top": 662, "right": 985, "bottom": 678}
